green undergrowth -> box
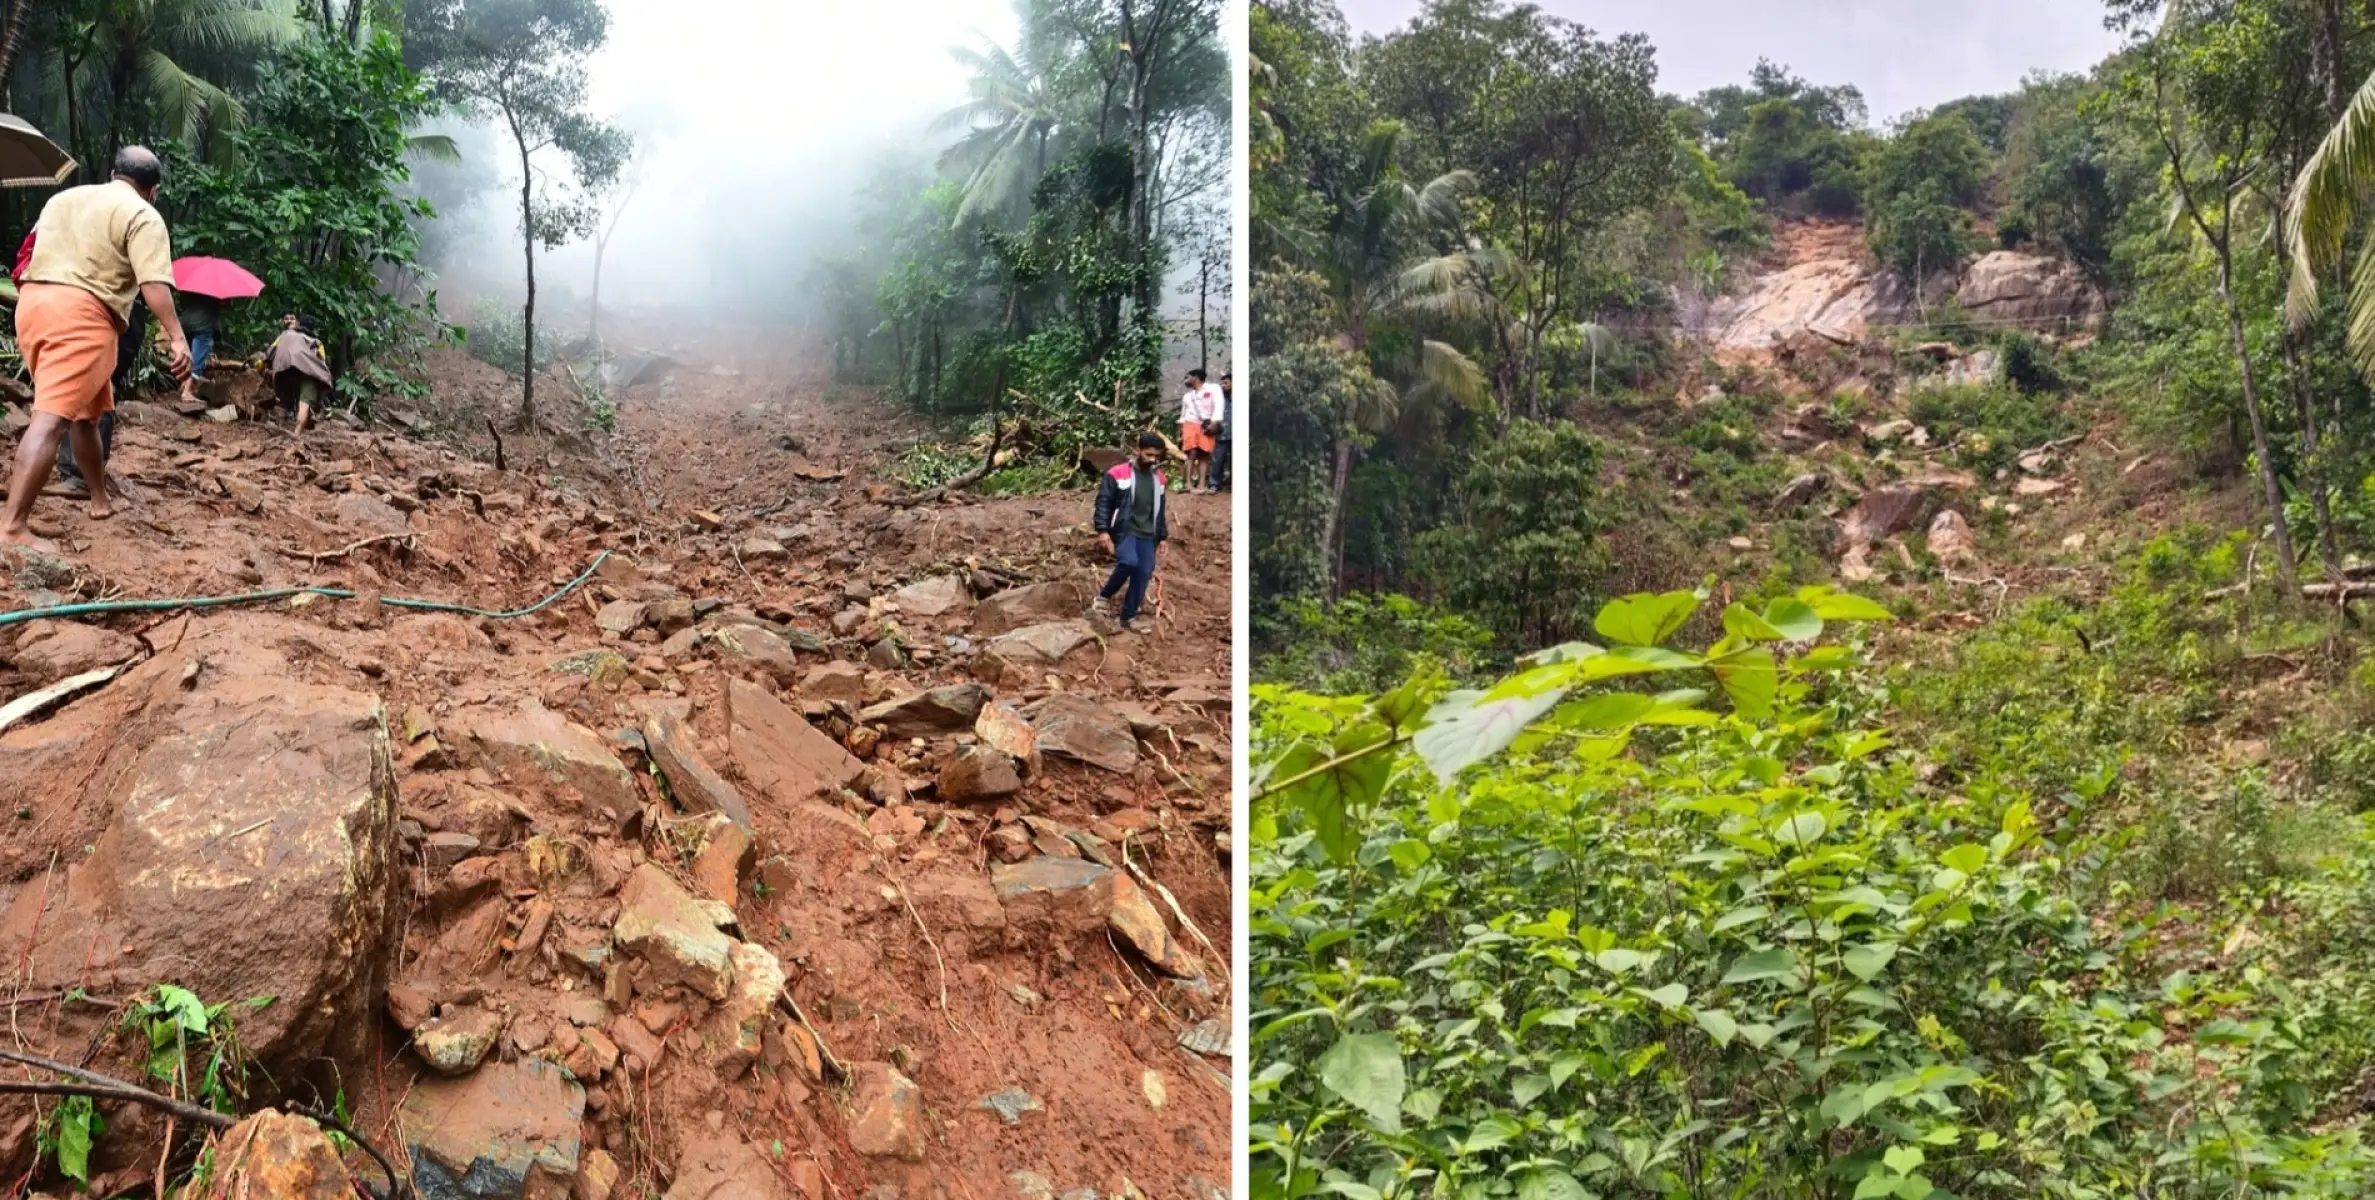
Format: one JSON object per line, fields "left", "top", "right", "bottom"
{"left": 1251, "top": 572, "right": 2375, "bottom": 1199}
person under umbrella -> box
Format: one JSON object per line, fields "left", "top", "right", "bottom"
{"left": 165, "top": 256, "right": 262, "bottom": 406}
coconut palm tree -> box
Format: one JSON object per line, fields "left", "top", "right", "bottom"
{"left": 17, "top": 0, "right": 301, "bottom": 177}
{"left": 1307, "top": 119, "right": 1492, "bottom": 593}
{"left": 2285, "top": 69, "right": 2375, "bottom": 377}
{"left": 934, "top": 12, "right": 1067, "bottom": 224}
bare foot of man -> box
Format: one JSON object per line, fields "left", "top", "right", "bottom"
{"left": 86, "top": 496, "right": 112, "bottom": 520}
{"left": 0, "top": 527, "right": 59, "bottom": 553}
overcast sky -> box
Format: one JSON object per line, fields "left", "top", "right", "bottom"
{"left": 1337, "top": 0, "right": 2129, "bottom": 125}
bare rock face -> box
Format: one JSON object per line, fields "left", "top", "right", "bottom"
{"left": 726, "top": 677, "right": 866, "bottom": 804}
{"left": 1699, "top": 258, "right": 1915, "bottom": 356}
{"left": 2, "top": 676, "right": 401, "bottom": 1082}
{"left": 1838, "top": 485, "right": 1932, "bottom": 550}
{"left": 644, "top": 710, "right": 753, "bottom": 827}
{"left": 399, "top": 1057, "right": 586, "bottom": 1200}
{"left": 1954, "top": 251, "right": 2104, "bottom": 326}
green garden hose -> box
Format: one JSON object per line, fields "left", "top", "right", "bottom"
{"left": 0, "top": 549, "right": 614, "bottom": 628}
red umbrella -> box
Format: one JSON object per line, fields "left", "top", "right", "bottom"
{"left": 171, "top": 256, "right": 264, "bottom": 300}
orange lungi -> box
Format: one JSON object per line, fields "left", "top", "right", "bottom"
{"left": 1178, "top": 420, "right": 1216, "bottom": 455}
{"left": 15, "top": 282, "right": 118, "bottom": 422}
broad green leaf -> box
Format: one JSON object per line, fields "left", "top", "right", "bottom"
{"left": 1387, "top": 839, "right": 1433, "bottom": 872}
{"left": 1405, "top": 1087, "right": 1444, "bottom": 1121}
{"left": 1771, "top": 811, "right": 1830, "bottom": 848}
{"left": 1317, "top": 1032, "right": 1405, "bottom": 1133}
{"left": 1714, "top": 904, "right": 1771, "bottom": 932}
{"left": 1939, "top": 843, "right": 1987, "bottom": 875}
{"left": 1373, "top": 678, "right": 1429, "bottom": 732}
{"left": 1722, "top": 946, "right": 1800, "bottom": 985}
{"left": 1854, "top": 1172, "right": 1898, "bottom": 1200}
{"left": 1884, "top": 1146, "right": 1925, "bottom": 1173}
{"left": 1762, "top": 598, "right": 1823, "bottom": 641}
{"left": 1643, "top": 982, "right": 1690, "bottom": 1009}
{"left": 1595, "top": 590, "right": 1698, "bottom": 646}
{"left": 1560, "top": 691, "right": 1657, "bottom": 730}
{"left": 1792, "top": 645, "right": 1860, "bottom": 672}
{"left": 1319, "top": 1185, "right": 1383, "bottom": 1200}
{"left": 156, "top": 984, "right": 209, "bottom": 1034}
{"left": 1463, "top": 1114, "right": 1522, "bottom": 1154}
{"left": 1709, "top": 645, "right": 1779, "bottom": 718}
{"left": 1518, "top": 1170, "right": 1592, "bottom": 1200}
{"left": 1799, "top": 586, "right": 1894, "bottom": 621}
{"left": 1694, "top": 1007, "right": 1740, "bottom": 1046}
{"left": 1549, "top": 1052, "right": 1590, "bottom": 1087}
{"left": 1272, "top": 726, "right": 1392, "bottom": 863}
{"left": 1593, "top": 948, "right": 1647, "bottom": 976}
{"left": 1513, "top": 1073, "right": 1552, "bottom": 1107}
{"left": 54, "top": 1097, "right": 97, "bottom": 1183}
{"left": 1415, "top": 687, "right": 1568, "bottom": 785}
{"left": 1843, "top": 942, "right": 1900, "bottom": 981}
{"left": 1723, "top": 601, "right": 1786, "bottom": 642}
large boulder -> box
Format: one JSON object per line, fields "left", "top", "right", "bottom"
{"left": 399, "top": 1058, "right": 586, "bottom": 1200}
{"left": 1954, "top": 251, "right": 2104, "bottom": 326}
{"left": 891, "top": 575, "right": 969, "bottom": 618}
{"left": 1027, "top": 693, "right": 1139, "bottom": 774}
{"left": 1838, "top": 485, "right": 1933, "bottom": 549}
{"left": 457, "top": 703, "right": 640, "bottom": 819}
{"left": 973, "top": 581, "right": 1087, "bottom": 636}
{"left": 1, "top": 676, "right": 401, "bottom": 1081}
{"left": 861, "top": 684, "right": 991, "bottom": 738}
{"left": 725, "top": 677, "right": 866, "bottom": 803}
{"left": 987, "top": 620, "right": 1097, "bottom": 667}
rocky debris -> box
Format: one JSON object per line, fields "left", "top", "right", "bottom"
{"left": 975, "top": 702, "right": 1042, "bottom": 775}
{"left": 908, "top": 870, "right": 1006, "bottom": 929}
{"left": 892, "top": 574, "right": 969, "bottom": 617}
{"left": 1026, "top": 693, "right": 1139, "bottom": 774}
{"left": 861, "top": 683, "right": 990, "bottom": 738}
{"left": 726, "top": 677, "right": 867, "bottom": 803}
{"left": 708, "top": 623, "right": 803, "bottom": 681}
{"left": 10, "top": 622, "right": 140, "bottom": 682}
{"left": 1866, "top": 419, "right": 1930, "bottom": 448}
{"left": 388, "top": 981, "right": 437, "bottom": 1030}
{"left": 1773, "top": 472, "right": 1830, "bottom": 513}
{"left": 1838, "top": 485, "right": 1933, "bottom": 549}
{"left": 1928, "top": 510, "right": 1979, "bottom": 568}
{"left": 596, "top": 599, "right": 649, "bottom": 636}
{"left": 988, "top": 620, "right": 1097, "bottom": 666}
{"left": 414, "top": 1004, "right": 506, "bottom": 1075}
{"left": 801, "top": 660, "right": 866, "bottom": 705}
{"left": 577, "top": 1149, "right": 623, "bottom": 1200}
{"left": 738, "top": 535, "right": 788, "bottom": 562}
{"left": 973, "top": 580, "right": 1088, "bottom": 635}
{"left": 977, "top": 1086, "right": 1045, "bottom": 1127}
{"left": 710, "top": 939, "right": 788, "bottom": 1076}
{"left": 990, "top": 856, "right": 1194, "bottom": 975}
{"left": 1177, "top": 1018, "right": 1228, "bottom": 1058}
{"left": 2, "top": 677, "right": 399, "bottom": 1080}
{"left": 1911, "top": 348, "right": 2000, "bottom": 391}
{"left": 333, "top": 490, "right": 412, "bottom": 536}
{"left": 646, "top": 710, "right": 754, "bottom": 827}
{"left": 400, "top": 1057, "right": 585, "bottom": 1200}
{"left": 614, "top": 863, "right": 737, "bottom": 1000}
{"left": 2014, "top": 476, "right": 2067, "bottom": 497}
{"left": 689, "top": 816, "right": 756, "bottom": 904}
{"left": 459, "top": 702, "right": 641, "bottom": 820}
{"left": 1955, "top": 250, "right": 2104, "bottom": 325}
{"left": 847, "top": 1062, "right": 928, "bottom": 1161}
{"left": 663, "top": 1129, "right": 795, "bottom": 1199}
{"left": 939, "top": 745, "right": 1023, "bottom": 804}
{"left": 207, "top": 1112, "right": 356, "bottom": 1200}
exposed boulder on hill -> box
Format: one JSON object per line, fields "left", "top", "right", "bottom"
{"left": 1954, "top": 251, "right": 2104, "bottom": 326}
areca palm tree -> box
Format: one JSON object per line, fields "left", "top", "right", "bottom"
{"left": 934, "top": 17, "right": 1066, "bottom": 224}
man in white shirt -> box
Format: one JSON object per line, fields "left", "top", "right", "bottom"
{"left": 1178, "top": 367, "right": 1225, "bottom": 493}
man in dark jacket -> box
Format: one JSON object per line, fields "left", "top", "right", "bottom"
{"left": 1091, "top": 431, "right": 1169, "bottom": 633}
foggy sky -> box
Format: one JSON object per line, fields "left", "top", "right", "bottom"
{"left": 472, "top": 0, "right": 1023, "bottom": 312}
{"left": 1336, "top": 0, "right": 2128, "bottom": 124}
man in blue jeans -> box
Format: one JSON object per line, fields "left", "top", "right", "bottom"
{"left": 1210, "top": 371, "right": 1232, "bottom": 492}
{"left": 1091, "top": 432, "right": 1170, "bottom": 634}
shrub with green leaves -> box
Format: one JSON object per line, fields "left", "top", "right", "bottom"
{"left": 1251, "top": 586, "right": 2375, "bottom": 1199}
